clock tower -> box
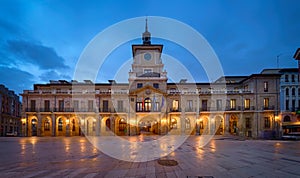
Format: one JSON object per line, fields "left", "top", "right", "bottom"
{"left": 129, "top": 19, "right": 167, "bottom": 92}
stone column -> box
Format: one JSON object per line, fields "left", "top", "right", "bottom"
{"left": 51, "top": 113, "right": 56, "bottom": 136}
{"left": 37, "top": 113, "right": 42, "bottom": 136}
{"left": 96, "top": 115, "right": 101, "bottom": 136}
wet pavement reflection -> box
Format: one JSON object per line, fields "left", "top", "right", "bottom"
{"left": 0, "top": 136, "right": 300, "bottom": 177}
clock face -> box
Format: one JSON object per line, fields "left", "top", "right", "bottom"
{"left": 144, "top": 53, "right": 152, "bottom": 61}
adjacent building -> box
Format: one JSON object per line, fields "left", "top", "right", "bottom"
{"left": 262, "top": 68, "right": 300, "bottom": 135}
{"left": 21, "top": 23, "right": 282, "bottom": 139}
{"left": 0, "top": 84, "right": 22, "bottom": 136}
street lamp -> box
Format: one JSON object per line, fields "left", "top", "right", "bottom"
{"left": 21, "top": 118, "right": 26, "bottom": 137}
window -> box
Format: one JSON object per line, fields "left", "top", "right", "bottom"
{"left": 136, "top": 102, "right": 143, "bottom": 112}
{"left": 264, "top": 81, "right": 268, "bottom": 92}
{"left": 244, "top": 99, "right": 250, "bottom": 110}
{"left": 58, "top": 100, "right": 64, "bottom": 112}
{"left": 144, "top": 69, "right": 152, "bottom": 73}
{"left": 286, "top": 88, "right": 289, "bottom": 96}
{"left": 144, "top": 98, "right": 151, "bottom": 111}
{"left": 58, "top": 118, "right": 63, "bottom": 131}
{"left": 106, "top": 119, "right": 111, "bottom": 131}
{"left": 230, "top": 99, "right": 236, "bottom": 110}
{"left": 44, "top": 119, "right": 50, "bottom": 131}
{"left": 263, "top": 98, "right": 269, "bottom": 109}
{"left": 245, "top": 118, "right": 251, "bottom": 129}
{"left": 283, "top": 116, "right": 291, "bottom": 122}
{"left": 117, "top": 100, "right": 123, "bottom": 112}
{"left": 216, "top": 99, "right": 222, "bottom": 110}
{"left": 185, "top": 118, "right": 191, "bottom": 129}
{"left": 153, "top": 83, "right": 159, "bottom": 89}
{"left": 44, "top": 100, "right": 50, "bottom": 112}
{"left": 187, "top": 100, "right": 193, "bottom": 111}
{"left": 30, "top": 100, "right": 36, "bottom": 112}
{"left": 137, "top": 83, "right": 143, "bottom": 88}
{"left": 292, "top": 100, "right": 295, "bottom": 111}
{"left": 285, "top": 75, "right": 289, "bottom": 82}
{"left": 172, "top": 100, "right": 179, "bottom": 111}
{"left": 103, "top": 100, "right": 109, "bottom": 112}
{"left": 244, "top": 85, "right": 249, "bottom": 91}
{"left": 73, "top": 100, "right": 79, "bottom": 111}
{"left": 171, "top": 118, "right": 177, "bottom": 129}
{"left": 292, "top": 88, "right": 296, "bottom": 96}
{"left": 264, "top": 117, "right": 270, "bottom": 128}
{"left": 292, "top": 74, "right": 295, "bottom": 82}
{"left": 286, "top": 100, "right": 289, "bottom": 110}
{"left": 88, "top": 100, "right": 93, "bottom": 112}
{"left": 202, "top": 100, "right": 208, "bottom": 111}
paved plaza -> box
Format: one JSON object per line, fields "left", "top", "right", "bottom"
{"left": 0, "top": 136, "right": 300, "bottom": 178}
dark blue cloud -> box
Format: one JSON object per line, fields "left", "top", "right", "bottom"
{"left": 6, "top": 40, "right": 68, "bottom": 70}
{"left": 0, "top": 66, "right": 35, "bottom": 95}
{"left": 39, "top": 70, "right": 71, "bottom": 82}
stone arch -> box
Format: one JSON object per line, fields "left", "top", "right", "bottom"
{"left": 56, "top": 116, "right": 67, "bottom": 136}
{"left": 42, "top": 116, "right": 52, "bottom": 136}
{"left": 197, "top": 117, "right": 209, "bottom": 134}
{"left": 138, "top": 116, "right": 159, "bottom": 135}
{"left": 214, "top": 115, "right": 224, "bottom": 135}
{"left": 86, "top": 116, "right": 96, "bottom": 136}
{"left": 229, "top": 114, "right": 239, "bottom": 134}
{"left": 69, "top": 116, "right": 81, "bottom": 136}
{"left": 283, "top": 115, "right": 291, "bottom": 122}
{"left": 30, "top": 116, "right": 38, "bottom": 136}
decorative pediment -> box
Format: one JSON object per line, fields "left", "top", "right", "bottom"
{"left": 129, "top": 85, "right": 165, "bottom": 95}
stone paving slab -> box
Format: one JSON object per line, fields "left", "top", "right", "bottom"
{"left": 0, "top": 136, "right": 300, "bottom": 177}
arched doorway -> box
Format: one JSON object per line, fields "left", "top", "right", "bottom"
{"left": 43, "top": 118, "right": 51, "bottom": 136}
{"left": 118, "top": 118, "right": 127, "bottom": 136}
{"left": 215, "top": 116, "right": 224, "bottom": 135}
{"left": 138, "top": 117, "right": 158, "bottom": 135}
{"left": 31, "top": 119, "right": 37, "bottom": 136}
{"left": 283, "top": 115, "right": 291, "bottom": 122}
{"left": 229, "top": 115, "right": 238, "bottom": 135}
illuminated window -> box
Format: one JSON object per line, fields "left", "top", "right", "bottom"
{"left": 44, "top": 119, "right": 50, "bottom": 131}
{"left": 244, "top": 99, "right": 250, "bottom": 109}
{"left": 264, "top": 81, "right": 268, "bottom": 92}
{"left": 264, "top": 98, "right": 269, "bottom": 109}
{"left": 58, "top": 118, "right": 63, "bottom": 131}
{"left": 172, "top": 100, "right": 179, "bottom": 111}
{"left": 185, "top": 118, "right": 191, "bottom": 129}
{"left": 144, "top": 98, "right": 151, "bottom": 111}
{"left": 230, "top": 99, "right": 236, "bottom": 110}
{"left": 171, "top": 118, "right": 177, "bottom": 129}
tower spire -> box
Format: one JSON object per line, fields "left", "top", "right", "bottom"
{"left": 142, "top": 18, "right": 151, "bottom": 45}
{"left": 145, "top": 18, "right": 148, "bottom": 32}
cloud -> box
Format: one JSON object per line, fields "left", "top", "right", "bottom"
{"left": 6, "top": 40, "right": 69, "bottom": 70}
{"left": 39, "top": 70, "right": 71, "bottom": 82}
{"left": 0, "top": 66, "right": 35, "bottom": 94}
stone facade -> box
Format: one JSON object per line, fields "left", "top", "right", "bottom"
{"left": 0, "top": 84, "right": 21, "bottom": 136}
{"left": 21, "top": 24, "right": 282, "bottom": 139}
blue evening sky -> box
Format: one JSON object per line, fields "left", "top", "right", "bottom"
{"left": 0, "top": 0, "right": 299, "bottom": 95}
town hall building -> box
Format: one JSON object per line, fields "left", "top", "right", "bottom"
{"left": 21, "top": 21, "right": 281, "bottom": 139}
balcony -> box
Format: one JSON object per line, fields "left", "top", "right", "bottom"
{"left": 262, "top": 106, "right": 275, "bottom": 110}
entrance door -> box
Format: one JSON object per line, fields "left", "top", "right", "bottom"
{"left": 31, "top": 119, "right": 37, "bottom": 136}
{"left": 139, "top": 119, "right": 158, "bottom": 135}
{"left": 215, "top": 116, "right": 223, "bottom": 135}
{"left": 229, "top": 116, "right": 238, "bottom": 135}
